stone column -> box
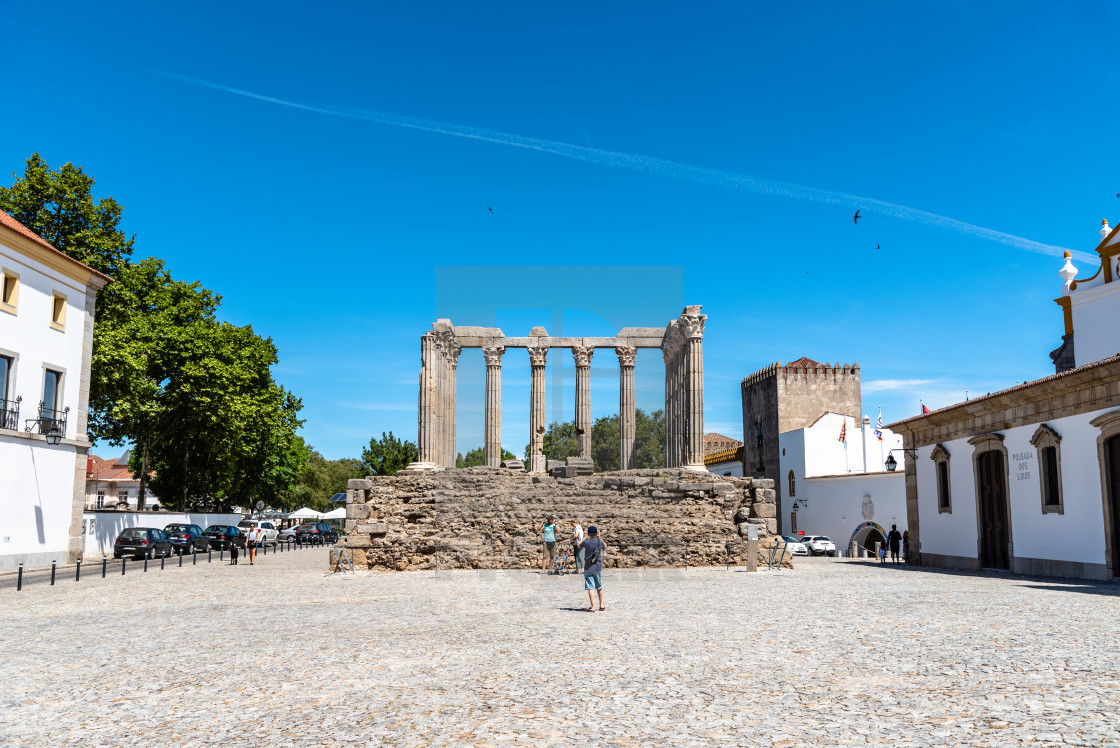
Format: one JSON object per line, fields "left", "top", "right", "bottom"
{"left": 680, "top": 310, "right": 707, "bottom": 470}
{"left": 483, "top": 346, "right": 505, "bottom": 467}
{"left": 409, "top": 333, "right": 439, "bottom": 468}
{"left": 662, "top": 348, "right": 673, "bottom": 468}
{"left": 616, "top": 346, "right": 637, "bottom": 470}
{"left": 572, "top": 346, "right": 595, "bottom": 458}
{"left": 433, "top": 336, "right": 445, "bottom": 467}
{"left": 444, "top": 340, "right": 461, "bottom": 467}
{"left": 527, "top": 346, "right": 549, "bottom": 473}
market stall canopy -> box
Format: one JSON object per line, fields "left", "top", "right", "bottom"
{"left": 322, "top": 507, "right": 346, "bottom": 520}
{"left": 289, "top": 507, "right": 324, "bottom": 519}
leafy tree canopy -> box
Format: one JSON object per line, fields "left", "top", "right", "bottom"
{"left": 533, "top": 409, "right": 664, "bottom": 472}
{"left": 0, "top": 153, "right": 134, "bottom": 278}
{"left": 456, "top": 446, "right": 517, "bottom": 468}
{"left": 361, "top": 431, "right": 417, "bottom": 476}
{"left": 284, "top": 440, "right": 365, "bottom": 513}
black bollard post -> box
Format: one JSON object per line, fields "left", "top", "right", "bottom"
{"left": 51, "top": 560, "right": 56, "bottom": 586}
{"left": 208, "top": 547, "right": 212, "bottom": 563}
{"left": 143, "top": 555, "right": 148, "bottom": 573}
{"left": 179, "top": 551, "right": 182, "bottom": 568}
{"left": 160, "top": 553, "right": 165, "bottom": 570}
{"left": 122, "top": 558, "right": 126, "bottom": 575}
{"left": 220, "top": 547, "right": 224, "bottom": 562}
{"left": 76, "top": 560, "right": 81, "bottom": 582}
{"left": 16, "top": 563, "right": 23, "bottom": 592}
{"left": 102, "top": 556, "right": 107, "bottom": 578}
{"left": 193, "top": 548, "right": 197, "bottom": 565}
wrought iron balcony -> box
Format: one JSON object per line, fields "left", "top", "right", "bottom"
{"left": 25, "top": 401, "right": 69, "bottom": 444}
{"left": 0, "top": 396, "right": 19, "bottom": 430}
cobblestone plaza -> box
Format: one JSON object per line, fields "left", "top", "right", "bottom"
{"left": 2, "top": 552, "right": 1118, "bottom": 746}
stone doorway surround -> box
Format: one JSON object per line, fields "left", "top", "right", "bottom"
{"left": 971, "top": 434, "right": 1011, "bottom": 570}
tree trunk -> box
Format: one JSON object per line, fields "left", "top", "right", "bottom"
{"left": 137, "top": 434, "right": 150, "bottom": 511}
{"left": 180, "top": 451, "right": 189, "bottom": 512}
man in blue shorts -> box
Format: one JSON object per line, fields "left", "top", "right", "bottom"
{"left": 578, "top": 526, "right": 606, "bottom": 611}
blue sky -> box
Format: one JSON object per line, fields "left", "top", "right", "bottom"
{"left": 3, "top": 1, "right": 1118, "bottom": 459}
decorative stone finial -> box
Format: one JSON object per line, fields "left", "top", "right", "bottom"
{"left": 1059, "top": 251, "right": 1078, "bottom": 296}
{"left": 1102, "top": 219, "right": 1112, "bottom": 241}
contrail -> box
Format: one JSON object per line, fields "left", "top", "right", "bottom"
{"left": 156, "top": 71, "right": 1092, "bottom": 263}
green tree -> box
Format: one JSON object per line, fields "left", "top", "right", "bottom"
{"left": 285, "top": 440, "right": 365, "bottom": 513}
{"left": 0, "top": 153, "right": 134, "bottom": 278}
{"left": 361, "top": 431, "right": 417, "bottom": 476}
{"left": 456, "top": 446, "right": 517, "bottom": 467}
{"left": 534, "top": 409, "right": 665, "bottom": 472}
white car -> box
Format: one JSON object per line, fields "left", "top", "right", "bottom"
{"left": 801, "top": 535, "right": 837, "bottom": 556}
{"left": 780, "top": 535, "right": 810, "bottom": 556}
{"left": 237, "top": 520, "right": 279, "bottom": 547}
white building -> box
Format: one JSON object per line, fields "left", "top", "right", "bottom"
{"left": 0, "top": 212, "right": 110, "bottom": 569}
{"left": 779, "top": 412, "right": 906, "bottom": 555}
{"left": 888, "top": 221, "right": 1120, "bottom": 580}
{"left": 85, "top": 450, "right": 161, "bottom": 511}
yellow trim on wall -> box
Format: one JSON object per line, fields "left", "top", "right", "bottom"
{"left": 1054, "top": 297, "right": 1073, "bottom": 336}
{"left": 0, "top": 268, "right": 18, "bottom": 315}
{"left": 49, "top": 291, "right": 67, "bottom": 332}
{"left": 0, "top": 228, "right": 108, "bottom": 290}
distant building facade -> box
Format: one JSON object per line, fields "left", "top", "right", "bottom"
{"left": 85, "top": 451, "right": 160, "bottom": 511}
{"left": 889, "top": 221, "right": 1120, "bottom": 580}
{"left": 0, "top": 211, "right": 110, "bottom": 569}
{"left": 704, "top": 432, "right": 744, "bottom": 476}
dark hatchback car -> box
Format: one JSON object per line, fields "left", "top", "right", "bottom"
{"left": 164, "top": 523, "right": 209, "bottom": 554}
{"left": 202, "top": 525, "right": 246, "bottom": 550}
{"left": 113, "top": 527, "right": 173, "bottom": 559}
{"left": 293, "top": 522, "right": 338, "bottom": 544}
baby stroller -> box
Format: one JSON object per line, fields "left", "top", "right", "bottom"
{"left": 550, "top": 546, "right": 573, "bottom": 575}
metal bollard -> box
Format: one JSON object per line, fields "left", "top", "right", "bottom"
{"left": 51, "top": 560, "right": 56, "bottom": 586}
{"left": 122, "top": 558, "right": 126, "bottom": 575}
{"left": 102, "top": 555, "right": 107, "bottom": 578}
{"left": 208, "top": 547, "right": 212, "bottom": 563}
{"left": 76, "top": 559, "right": 81, "bottom": 582}
{"left": 179, "top": 551, "right": 182, "bottom": 568}
{"left": 193, "top": 548, "right": 197, "bottom": 565}
{"left": 220, "top": 547, "right": 224, "bottom": 562}
{"left": 143, "top": 555, "right": 148, "bottom": 573}
{"left": 16, "top": 563, "right": 23, "bottom": 592}
{"left": 160, "top": 553, "right": 165, "bottom": 570}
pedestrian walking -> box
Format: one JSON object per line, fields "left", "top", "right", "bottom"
{"left": 247, "top": 524, "right": 264, "bottom": 565}
{"left": 538, "top": 516, "right": 559, "bottom": 573}
{"left": 577, "top": 526, "right": 606, "bottom": 612}
{"left": 887, "top": 524, "right": 902, "bottom": 564}
{"left": 877, "top": 543, "right": 886, "bottom": 564}
{"left": 568, "top": 519, "right": 585, "bottom": 572}
{"left": 902, "top": 530, "right": 910, "bottom": 563}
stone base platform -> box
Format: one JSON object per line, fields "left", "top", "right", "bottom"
{"left": 332, "top": 468, "right": 786, "bottom": 572}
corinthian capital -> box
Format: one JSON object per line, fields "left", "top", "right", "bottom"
{"left": 678, "top": 313, "right": 707, "bottom": 340}
{"left": 615, "top": 346, "right": 637, "bottom": 367}
{"left": 527, "top": 345, "right": 549, "bottom": 367}
{"left": 571, "top": 346, "right": 595, "bottom": 368}
{"left": 446, "top": 341, "right": 462, "bottom": 369}
{"left": 482, "top": 346, "right": 505, "bottom": 366}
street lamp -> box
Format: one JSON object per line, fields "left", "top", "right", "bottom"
{"left": 884, "top": 448, "right": 918, "bottom": 472}
{"left": 45, "top": 424, "right": 62, "bottom": 446}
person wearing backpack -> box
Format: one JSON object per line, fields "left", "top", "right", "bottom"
{"left": 578, "top": 526, "right": 606, "bottom": 612}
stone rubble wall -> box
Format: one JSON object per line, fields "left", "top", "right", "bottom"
{"left": 331, "top": 468, "right": 791, "bottom": 572}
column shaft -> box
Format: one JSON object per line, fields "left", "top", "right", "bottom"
{"left": 528, "top": 347, "right": 548, "bottom": 473}
{"left": 663, "top": 350, "right": 673, "bottom": 468}
{"left": 617, "top": 347, "right": 636, "bottom": 470}
{"left": 483, "top": 346, "right": 505, "bottom": 467}
{"left": 434, "top": 340, "right": 445, "bottom": 467}
{"left": 445, "top": 342, "right": 460, "bottom": 467}
{"left": 680, "top": 311, "right": 707, "bottom": 470}
{"left": 415, "top": 334, "right": 437, "bottom": 466}
{"left": 572, "top": 347, "right": 594, "bottom": 459}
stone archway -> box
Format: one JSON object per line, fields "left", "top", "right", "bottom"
{"left": 850, "top": 521, "right": 887, "bottom": 557}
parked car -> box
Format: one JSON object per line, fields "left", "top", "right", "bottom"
{"left": 202, "top": 524, "right": 246, "bottom": 550}
{"left": 293, "top": 522, "right": 339, "bottom": 544}
{"left": 163, "top": 523, "right": 209, "bottom": 554}
{"left": 113, "top": 527, "right": 173, "bottom": 559}
{"left": 779, "top": 535, "right": 810, "bottom": 556}
{"left": 278, "top": 525, "right": 299, "bottom": 541}
{"left": 237, "top": 520, "right": 279, "bottom": 547}
{"left": 801, "top": 535, "right": 837, "bottom": 556}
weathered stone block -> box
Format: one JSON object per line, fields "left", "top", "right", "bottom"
{"left": 347, "top": 503, "right": 372, "bottom": 520}
{"left": 734, "top": 506, "right": 751, "bottom": 522}
{"left": 751, "top": 502, "right": 776, "bottom": 519}
{"left": 752, "top": 479, "right": 775, "bottom": 490}
{"left": 356, "top": 522, "right": 388, "bottom": 535}
{"left": 754, "top": 488, "right": 777, "bottom": 503}
{"left": 348, "top": 478, "right": 373, "bottom": 490}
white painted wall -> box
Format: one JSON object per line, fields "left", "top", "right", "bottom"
{"left": 0, "top": 235, "right": 97, "bottom": 570}
{"left": 915, "top": 410, "right": 1110, "bottom": 567}
{"left": 1070, "top": 281, "right": 1120, "bottom": 367}
{"left": 82, "top": 512, "right": 244, "bottom": 557}
{"left": 795, "top": 472, "right": 907, "bottom": 555}
{"left": 707, "top": 459, "right": 742, "bottom": 477}
{"left": 0, "top": 440, "right": 79, "bottom": 568}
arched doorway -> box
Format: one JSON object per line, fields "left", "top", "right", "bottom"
{"left": 850, "top": 522, "right": 887, "bottom": 557}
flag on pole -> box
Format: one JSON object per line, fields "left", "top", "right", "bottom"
{"left": 921, "top": 399, "right": 930, "bottom": 414}
{"left": 874, "top": 408, "right": 883, "bottom": 441}
{"left": 838, "top": 419, "right": 847, "bottom": 444}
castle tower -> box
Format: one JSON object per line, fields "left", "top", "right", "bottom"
{"left": 740, "top": 358, "right": 861, "bottom": 533}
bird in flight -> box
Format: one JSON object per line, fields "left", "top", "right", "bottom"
{"left": 876, "top": 244, "right": 880, "bottom": 250}
{"left": 487, "top": 206, "right": 493, "bottom": 213}
{"left": 853, "top": 209, "right": 861, "bottom": 224}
